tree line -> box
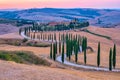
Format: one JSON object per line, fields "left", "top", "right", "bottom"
{"left": 50, "top": 35, "right": 117, "bottom": 71}
{"left": 19, "top": 19, "right": 89, "bottom": 34}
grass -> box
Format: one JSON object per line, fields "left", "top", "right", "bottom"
{"left": 27, "top": 42, "right": 50, "bottom": 47}
{"left": 0, "top": 51, "right": 50, "bottom": 66}
{"left": 83, "top": 29, "right": 111, "bottom": 40}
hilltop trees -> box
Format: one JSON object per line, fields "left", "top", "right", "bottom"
{"left": 22, "top": 19, "right": 89, "bottom": 34}
{"left": 97, "top": 42, "right": 101, "bottom": 67}
{"left": 69, "top": 18, "right": 89, "bottom": 29}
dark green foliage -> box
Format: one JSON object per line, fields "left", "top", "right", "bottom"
{"left": 0, "top": 51, "right": 50, "bottom": 66}
{"left": 53, "top": 43, "right": 56, "bottom": 61}
{"left": 69, "top": 19, "right": 89, "bottom": 29}
{"left": 55, "top": 41, "right": 57, "bottom": 54}
{"left": 82, "top": 37, "right": 85, "bottom": 51}
{"left": 84, "top": 47, "right": 87, "bottom": 64}
{"left": 59, "top": 42, "right": 61, "bottom": 54}
{"left": 23, "top": 19, "right": 89, "bottom": 32}
{"left": 75, "top": 41, "right": 79, "bottom": 63}
{"left": 22, "top": 38, "right": 28, "bottom": 43}
{"left": 50, "top": 43, "right": 53, "bottom": 59}
{"left": 113, "top": 44, "right": 116, "bottom": 69}
{"left": 54, "top": 33, "right": 56, "bottom": 41}
{"left": 41, "top": 32, "right": 43, "bottom": 40}
{"left": 26, "top": 42, "right": 50, "bottom": 47}
{"left": 82, "top": 37, "right": 87, "bottom": 64}
{"left": 33, "top": 32, "right": 35, "bottom": 39}
{"left": 97, "top": 42, "right": 100, "bottom": 67}
{"left": 59, "top": 33, "right": 61, "bottom": 42}
{"left": 19, "top": 28, "right": 22, "bottom": 35}
{"left": 52, "top": 34, "right": 53, "bottom": 41}
{"left": 109, "top": 48, "right": 112, "bottom": 71}
{"left": 68, "top": 40, "right": 71, "bottom": 61}
{"left": 61, "top": 42, "right": 64, "bottom": 63}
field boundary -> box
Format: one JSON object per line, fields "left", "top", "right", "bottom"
{"left": 82, "top": 29, "right": 111, "bottom": 40}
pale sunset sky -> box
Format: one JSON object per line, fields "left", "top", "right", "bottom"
{"left": 0, "top": 0, "right": 120, "bottom": 9}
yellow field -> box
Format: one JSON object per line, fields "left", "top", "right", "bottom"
{"left": 0, "top": 26, "right": 120, "bottom": 80}
{"left": 30, "top": 26, "right": 120, "bottom": 68}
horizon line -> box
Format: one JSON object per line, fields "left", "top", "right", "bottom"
{"left": 0, "top": 7, "right": 120, "bottom": 10}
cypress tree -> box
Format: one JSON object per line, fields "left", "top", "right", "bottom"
{"left": 59, "top": 42, "right": 61, "bottom": 54}
{"left": 97, "top": 42, "right": 100, "bottom": 67}
{"left": 82, "top": 37, "right": 85, "bottom": 51}
{"left": 50, "top": 34, "right": 51, "bottom": 41}
{"left": 54, "top": 33, "right": 56, "bottom": 41}
{"left": 75, "top": 42, "right": 78, "bottom": 63}
{"left": 48, "top": 34, "right": 49, "bottom": 41}
{"left": 53, "top": 43, "right": 56, "bottom": 61}
{"left": 52, "top": 34, "right": 53, "bottom": 42}
{"left": 66, "top": 39, "right": 68, "bottom": 57}
{"left": 113, "top": 44, "right": 116, "bottom": 69}
{"left": 84, "top": 37, "right": 87, "bottom": 65}
{"left": 41, "top": 32, "right": 42, "bottom": 40}
{"left": 63, "top": 33, "right": 65, "bottom": 42}
{"left": 50, "top": 43, "right": 52, "bottom": 59}
{"left": 61, "top": 42, "right": 64, "bottom": 63}
{"left": 109, "top": 48, "right": 112, "bottom": 71}
{"left": 70, "top": 40, "right": 73, "bottom": 55}
{"left": 84, "top": 48, "right": 86, "bottom": 64}
{"left": 19, "top": 28, "right": 22, "bottom": 35}
{"left": 59, "top": 33, "right": 60, "bottom": 42}
{"left": 68, "top": 40, "right": 71, "bottom": 61}
{"left": 33, "top": 32, "right": 35, "bottom": 39}
{"left": 56, "top": 41, "right": 57, "bottom": 54}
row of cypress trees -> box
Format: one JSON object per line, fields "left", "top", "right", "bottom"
{"left": 50, "top": 38, "right": 117, "bottom": 71}
{"left": 97, "top": 42, "right": 117, "bottom": 71}
{"left": 109, "top": 44, "right": 116, "bottom": 71}
{"left": 50, "top": 33, "right": 87, "bottom": 64}
{"left": 22, "top": 27, "right": 117, "bottom": 71}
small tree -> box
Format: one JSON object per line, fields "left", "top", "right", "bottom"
{"left": 54, "top": 33, "right": 56, "bottom": 41}
{"left": 53, "top": 43, "right": 56, "bottom": 61}
{"left": 113, "top": 44, "right": 116, "bottom": 69}
{"left": 61, "top": 42, "right": 64, "bottom": 63}
{"left": 59, "top": 42, "right": 61, "bottom": 54}
{"left": 59, "top": 33, "right": 61, "bottom": 42}
{"left": 19, "top": 28, "right": 22, "bottom": 35}
{"left": 97, "top": 42, "right": 100, "bottom": 67}
{"left": 84, "top": 38, "right": 87, "bottom": 65}
{"left": 84, "top": 48, "right": 86, "bottom": 64}
{"left": 109, "top": 48, "right": 112, "bottom": 71}
{"left": 75, "top": 42, "right": 79, "bottom": 63}
{"left": 50, "top": 43, "right": 52, "bottom": 59}
{"left": 55, "top": 41, "right": 57, "bottom": 54}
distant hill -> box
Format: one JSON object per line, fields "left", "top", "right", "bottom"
{"left": 0, "top": 8, "right": 120, "bottom": 27}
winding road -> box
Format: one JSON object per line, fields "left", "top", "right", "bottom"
{"left": 21, "top": 31, "right": 120, "bottom": 72}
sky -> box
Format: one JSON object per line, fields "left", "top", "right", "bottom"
{"left": 0, "top": 0, "right": 120, "bottom": 9}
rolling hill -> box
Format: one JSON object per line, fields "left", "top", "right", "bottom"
{"left": 0, "top": 8, "right": 120, "bottom": 27}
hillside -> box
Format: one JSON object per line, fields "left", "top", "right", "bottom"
{"left": 0, "top": 8, "right": 120, "bottom": 27}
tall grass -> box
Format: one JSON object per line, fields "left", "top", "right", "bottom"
{"left": 0, "top": 51, "right": 50, "bottom": 66}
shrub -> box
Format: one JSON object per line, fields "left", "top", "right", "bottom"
{"left": 0, "top": 51, "right": 50, "bottom": 66}
{"left": 22, "top": 38, "right": 28, "bottom": 43}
